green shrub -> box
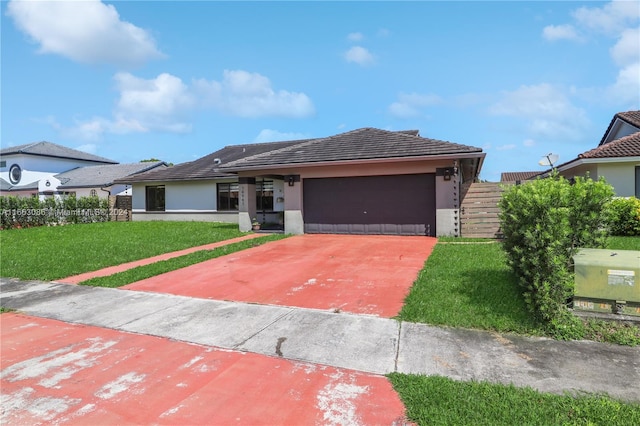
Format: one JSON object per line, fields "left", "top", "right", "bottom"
{"left": 607, "top": 197, "right": 640, "bottom": 236}
{"left": 0, "top": 195, "right": 110, "bottom": 229}
{"left": 498, "top": 174, "right": 615, "bottom": 328}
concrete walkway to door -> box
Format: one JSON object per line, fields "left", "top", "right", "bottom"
{"left": 123, "top": 234, "right": 438, "bottom": 318}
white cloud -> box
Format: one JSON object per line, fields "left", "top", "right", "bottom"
{"left": 489, "top": 83, "right": 589, "bottom": 140}
{"left": 253, "top": 129, "right": 309, "bottom": 143}
{"left": 610, "top": 27, "right": 640, "bottom": 67}
{"left": 193, "top": 70, "right": 315, "bottom": 118}
{"left": 572, "top": 0, "right": 639, "bottom": 36}
{"left": 543, "top": 2, "right": 639, "bottom": 107}
{"left": 523, "top": 139, "right": 536, "bottom": 147}
{"left": 542, "top": 24, "right": 581, "bottom": 41}
{"left": 347, "top": 32, "right": 364, "bottom": 42}
{"left": 344, "top": 46, "right": 374, "bottom": 66}
{"left": 377, "top": 28, "right": 391, "bottom": 38}
{"left": 496, "top": 144, "right": 516, "bottom": 151}
{"left": 6, "top": 0, "right": 164, "bottom": 67}
{"left": 115, "top": 72, "right": 195, "bottom": 121}
{"left": 388, "top": 92, "right": 442, "bottom": 119}
{"left": 47, "top": 69, "right": 314, "bottom": 141}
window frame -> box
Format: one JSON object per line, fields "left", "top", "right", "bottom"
{"left": 217, "top": 182, "right": 239, "bottom": 211}
{"left": 145, "top": 185, "right": 165, "bottom": 212}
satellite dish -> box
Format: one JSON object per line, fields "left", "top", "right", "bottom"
{"left": 538, "top": 153, "right": 559, "bottom": 167}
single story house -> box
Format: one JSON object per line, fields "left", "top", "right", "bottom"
{"left": 542, "top": 110, "right": 640, "bottom": 197}
{"left": 118, "top": 127, "right": 485, "bottom": 236}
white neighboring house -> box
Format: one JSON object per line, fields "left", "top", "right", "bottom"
{"left": 49, "top": 161, "right": 167, "bottom": 198}
{"left": 544, "top": 110, "right": 640, "bottom": 197}
{"left": 0, "top": 141, "right": 166, "bottom": 199}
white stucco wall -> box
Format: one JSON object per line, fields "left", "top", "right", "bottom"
{"left": 165, "top": 181, "right": 217, "bottom": 211}
{"left": 597, "top": 162, "right": 638, "bottom": 197}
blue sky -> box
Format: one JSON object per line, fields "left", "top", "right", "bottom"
{"left": 2, "top": 0, "right": 639, "bottom": 181}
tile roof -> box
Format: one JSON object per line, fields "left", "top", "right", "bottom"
{"left": 0, "top": 141, "right": 118, "bottom": 164}
{"left": 500, "top": 171, "right": 541, "bottom": 182}
{"left": 56, "top": 162, "right": 166, "bottom": 188}
{"left": 580, "top": 131, "right": 640, "bottom": 159}
{"left": 599, "top": 110, "right": 640, "bottom": 146}
{"left": 116, "top": 140, "right": 302, "bottom": 183}
{"left": 220, "top": 127, "right": 483, "bottom": 170}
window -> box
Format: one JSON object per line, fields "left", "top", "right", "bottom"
{"left": 0, "top": 161, "right": 6, "bottom": 168}
{"left": 257, "top": 180, "right": 274, "bottom": 211}
{"left": 217, "top": 183, "right": 239, "bottom": 211}
{"left": 9, "top": 164, "right": 21, "bottom": 185}
{"left": 636, "top": 166, "right": 640, "bottom": 198}
{"left": 90, "top": 189, "right": 98, "bottom": 197}
{"left": 146, "top": 185, "right": 165, "bottom": 211}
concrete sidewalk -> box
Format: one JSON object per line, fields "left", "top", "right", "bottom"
{"left": 2, "top": 278, "right": 639, "bottom": 402}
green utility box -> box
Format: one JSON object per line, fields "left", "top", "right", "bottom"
{"left": 573, "top": 248, "right": 640, "bottom": 316}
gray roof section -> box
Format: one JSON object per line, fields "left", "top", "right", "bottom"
{"left": 0, "top": 141, "right": 118, "bottom": 164}
{"left": 0, "top": 177, "right": 39, "bottom": 192}
{"left": 56, "top": 162, "right": 166, "bottom": 188}
{"left": 116, "top": 139, "right": 302, "bottom": 183}
{"left": 220, "top": 127, "right": 483, "bottom": 170}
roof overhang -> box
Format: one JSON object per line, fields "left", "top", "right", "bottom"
{"left": 220, "top": 152, "right": 486, "bottom": 173}
{"left": 540, "top": 155, "right": 640, "bottom": 177}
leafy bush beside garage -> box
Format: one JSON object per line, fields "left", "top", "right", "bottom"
{"left": 498, "top": 174, "right": 615, "bottom": 335}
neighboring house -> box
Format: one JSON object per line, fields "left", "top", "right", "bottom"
{"left": 543, "top": 110, "right": 640, "bottom": 197}
{"left": 118, "top": 127, "right": 485, "bottom": 236}
{"left": 48, "top": 161, "right": 167, "bottom": 198}
{"left": 0, "top": 141, "right": 117, "bottom": 198}
{"left": 500, "top": 171, "right": 540, "bottom": 183}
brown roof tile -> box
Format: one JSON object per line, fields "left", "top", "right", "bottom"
{"left": 580, "top": 131, "right": 640, "bottom": 159}
{"left": 220, "top": 127, "right": 482, "bottom": 170}
{"left": 599, "top": 110, "right": 640, "bottom": 146}
{"left": 500, "top": 171, "right": 541, "bottom": 182}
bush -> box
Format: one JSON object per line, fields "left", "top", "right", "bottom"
{"left": 0, "top": 195, "right": 110, "bottom": 229}
{"left": 606, "top": 197, "right": 640, "bottom": 236}
{"left": 498, "top": 174, "right": 615, "bottom": 326}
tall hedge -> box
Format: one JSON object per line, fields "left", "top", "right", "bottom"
{"left": 498, "top": 174, "right": 614, "bottom": 324}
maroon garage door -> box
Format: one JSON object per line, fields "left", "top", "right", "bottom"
{"left": 303, "top": 174, "right": 436, "bottom": 236}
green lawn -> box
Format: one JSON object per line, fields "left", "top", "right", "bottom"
{"left": 388, "top": 374, "right": 640, "bottom": 426}
{"left": 0, "top": 221, "right": 246, "bottom": 280}
{"left": 609, "top": 236, "right": 640, "bottom": 251}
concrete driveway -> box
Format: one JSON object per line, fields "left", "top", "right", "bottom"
{"left": 124, "top": 234, "right": 437, "bottom": 318}
{"left": 1, "top": 313, "right": 408, "bottom": 425}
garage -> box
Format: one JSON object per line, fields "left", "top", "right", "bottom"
{"left": 303, "top": 173, "right": 436, "bottom": 236}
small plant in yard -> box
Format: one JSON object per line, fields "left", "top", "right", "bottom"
{"left": 498, "top": 173, "right": 615, "bottom": 338}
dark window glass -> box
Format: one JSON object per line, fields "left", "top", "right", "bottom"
{"left": 217, "top": 183, "right": 239, "bottom": 211}
{"left": 636, "top": 166, "right": 640, "bottom": 198}
{"left": 146, "top": 186, "right": 165, "bottom": 211}
{"left": 257, "top": 180, "right": 274, "bottom": 211}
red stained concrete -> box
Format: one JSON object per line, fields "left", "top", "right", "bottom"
{"left": 1, "top": 314, "right": 408, "bottom": 425}
{"left": 124, "top": 234, "right": 437, "bottom": 317}
{"left": 61, "top": 234, "right": 265, "bottom": 284}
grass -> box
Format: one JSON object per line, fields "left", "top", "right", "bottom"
{"left": 0, "top": 221, "right": 246, "bottom": 280}
{"left": 608, "top": 236, "right": 640, "bottom": 250}
{"left": 399, "top": 237, "right": 640, "bottom": 345}
{"left": 388, "top": 374, "right": 640, "bottom": 426}
{"left": 398, "top": 242, "right": 542, "bottom": 335}
{"left": 80, "top": 234, "right": 288, "bottom": 287}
